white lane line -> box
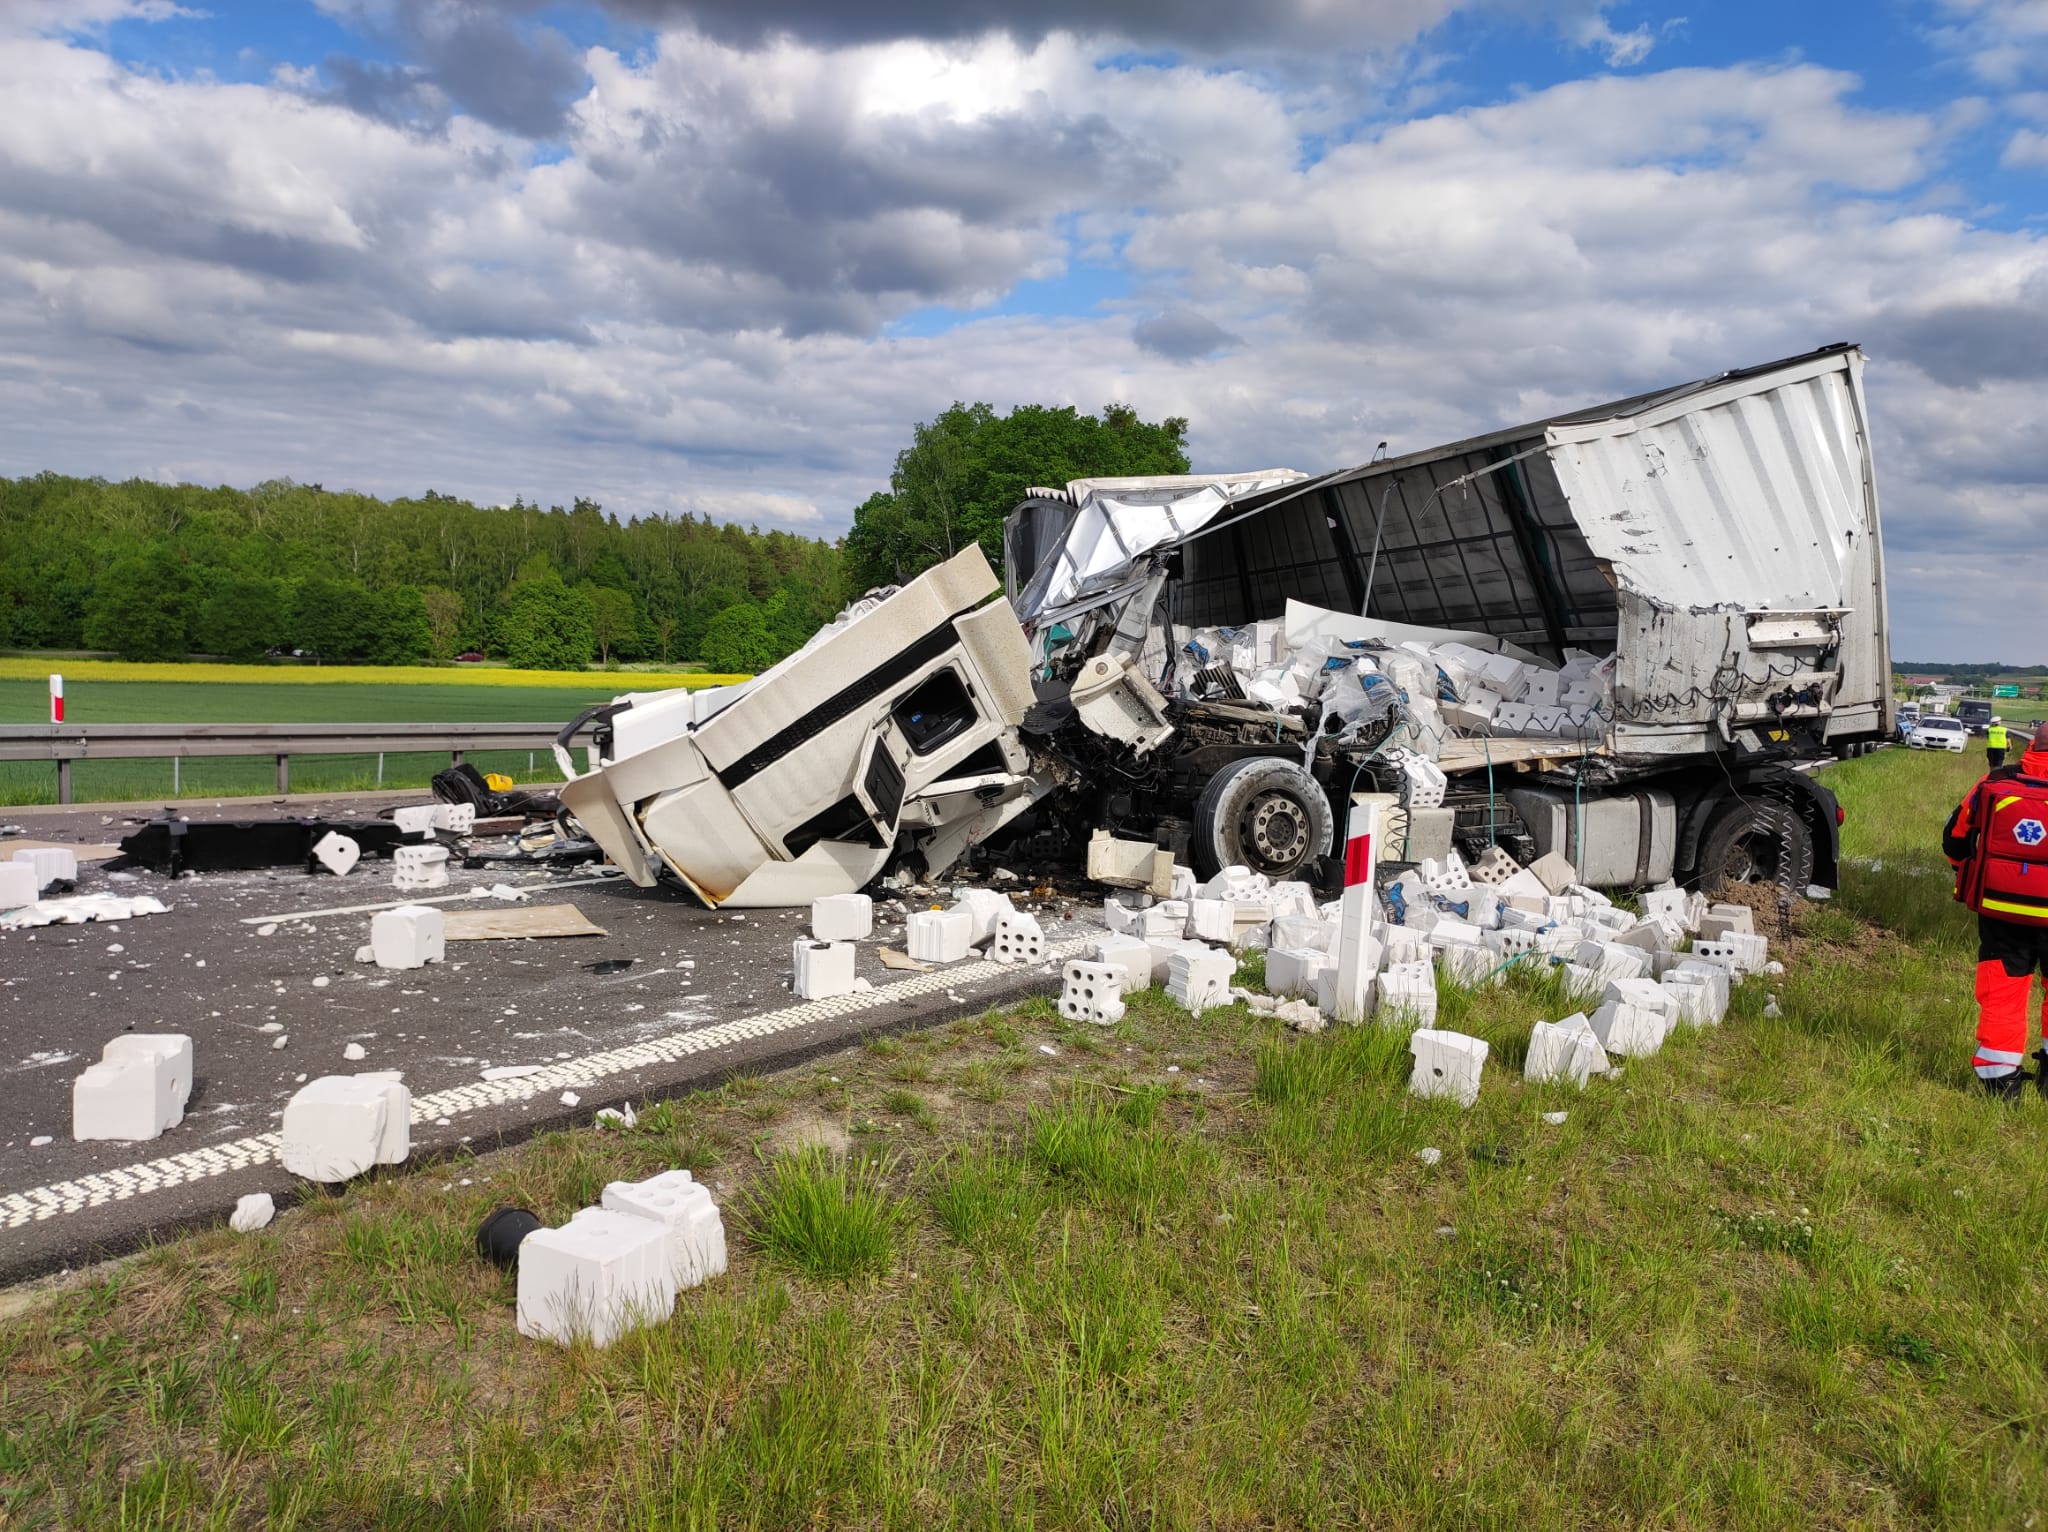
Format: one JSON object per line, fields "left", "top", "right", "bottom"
{"left": 0, "top": 938, "right": 1088, "bottom": 1232}
{"left": 237, "top": 874, "right": 623, "bottom": 925}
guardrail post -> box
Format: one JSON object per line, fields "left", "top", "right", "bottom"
{"left": 276, "top": 753, "right": 290, "bottom": 794}
{"left": 451, "top": 749, "right": 464, "bottom": 767}
{"left": 56, "top": 759, "right": 72, "bottom": 805}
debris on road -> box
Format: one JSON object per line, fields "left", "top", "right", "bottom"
{"left": 280, "top": 1074, "right": 411, "bottom": 1182}
{"left": 370, "top": 904, "right": 445, "bottom": 969}
{"left": 441, "top": 904, "right": 605, "bottom": 941}
{"left": 71, "top": 1033, "right": 193, "bottom": 1142}
{"left": 3, "top": 892, "right": 169, "bottom": 929}
{"left": 230, "top": 1192, "right": 275, "bottom": 1233}
{"left": 517, "top": 1168, "right": 726, "bottom": 1347}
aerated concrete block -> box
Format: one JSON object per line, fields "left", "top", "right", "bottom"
{"left": 1189, "top": 898, "right": 1236, "bottom": 944}
{"left": 1408, "top": 1028, "right": 1488, "bottom": 1108}
{"left": 1641, "top": 884, "right": 1698, "bottom": 932}
{"left": 1439, "top": 941, "right": 1501, "bottom": 988}
{"left": 907, "top": 908, "right": 974, "bottom": 964}
{"left": 601, "top": 1168, "right": 728, "bottom": 1290}
{"left": 1088, "top": 934, "right": 1155, "bottom": 993}
{"left": 1265, "top": 946, "right": 1324, "bottom": 999}
{"left": 1525, "top": 1014, "right": 1609, "bottom": 1086}
{"left": 1166, "top": 947, "right": 1235, "bottom": 1013}
{"left": 12, "top": 846, "right": 76, "bottom": 889}
{"left": 1419, "top": 851, "right": 1472, "bottom": 894}
{"left": 280, "top": 1074, "right": 411, "bottom": 1182}
{"left": 431, "top": 803, "right": 476, "bottom": 834}
{"left": 1199, "top": 865, "right": 1268, "bottom": 901}
{"left": 0, "top": 862, "right": 38, "bottom": 910}
{"left": 1576, "top": 939, "right": 1650, "bottom": 985}
{"left": 517, "top": 1207, "right": 679, "bottom": 1348}
{"left": 1702, "top": 903, "right": 1755, "bottom": 939}
{"left": 1403, "top": 807, "right": 1457, "bottom": 865}
{"left": 1378, "top": 960, "right": 1438, "bottom": 1026}
{"left": 1468, "top": 846, "right": 1520, "bottom": 886}
{"left": 810, "top": 893, "right": 873, "bottom": 943}
{"left": 392, "top": 843, "right": 450, "bottom": 891}
{"left": 1591, "top": 982, "right": 1670, "bottom": 1058}
{"left": 951, "top": 888, "right": 1014, "bottom": 944}
{"left": 1528, "top": 852, "right": 1578, "bottom": 895}
{"left": 1661, "top": 973, "right": 1720, "bottom": 1026}
{"left": 72, "top": 1033, "right": 193, "bottom": 1142}
{"left": 371, "top": 904, "right": 445, "bottom": 970}
{"left": 792, "top": 939, "right": 858, "bottom": 1000}
{"left": 1059, "top": 959, "right": 1128, "bottom": 1025}
{"left": 310, "top": 831, "right": 361, "bottom": 877}
{"left": 392, "top": 805, "right": 438, "bottom": 836}
{"left": 990, "top": 911, "right": 1046, "bottom": 964}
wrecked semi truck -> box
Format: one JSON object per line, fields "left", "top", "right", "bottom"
{"left": 558, "top": 343, "right": 1889, "bottom": 906}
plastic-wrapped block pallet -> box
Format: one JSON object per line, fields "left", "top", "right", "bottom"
{"left": 1059, "top": 960, "right": 1128, "bottom": 1025}
{"left": 792, "top": 939, "right": 858, "bottom": 1000}
{"left": 811, "top": 893, "right": 873, "bottom": 942}
{"left": 1166, "top": 947, "right": 1235, "bottom": 1013}
{"left": 281, "top": 1075, "right": 411, "bottom": 1182}
{"left": 1408, "top": 1029, "right": 1488, "bottom": 1108}
{"left": 1378, "top": 960, "right": 1438, "bottom": 1026}
{"left": 72, "top": 1033, "right": 193, "bottom": 1142}
{"left": 1525, "top": 1014, "right": 1609, "bottom": 1086}
{"left": 1266, "top": 947, "right": 1325, "bottom": 999}
{"left": 517, "top": 1207, "right": 679, "bottom": 1348}
{"left": 951, "top": 888, "right": 1014, "bottom": 944}
{"left": 371, "top": 904, "right": 445, "bottom": 970}
{"left": 907, "top": 908, "right": 974, "bottom": 964}
{"left": 991, "top": 911, "right": 1046, "bottom": 964}
{"left": 1088, "top": 935, "right": 1155, "bottom": 993}
{"left": 0, "top": 862, "right": 38, "bottom": 911}
{"left": 601, "top": 1169, "right": 728, "bottom": 1290}
{"left": 12, "top": 846, "right": 76, "bottom": 889}
{"left": 392, "top": 844, "right": 450, "bottom": 891}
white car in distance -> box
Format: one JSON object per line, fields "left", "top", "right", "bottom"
{"left": 1909, "top": 715, "right": 1968, "bottom": 752}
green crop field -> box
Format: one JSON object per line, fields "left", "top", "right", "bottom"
{"left": 3, "top": 745, "right": 2045, "bottom": 1526}
{"left": 0, "top": 678, "right": 649, "bottom": 805}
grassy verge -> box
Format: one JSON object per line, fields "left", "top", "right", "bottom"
{"left": 1, "top": 747, "right": 2043, "bottom": 1527}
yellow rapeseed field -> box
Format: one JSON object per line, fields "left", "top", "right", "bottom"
{"left": 0, "top": 659, "right": 748, "bottom": 688}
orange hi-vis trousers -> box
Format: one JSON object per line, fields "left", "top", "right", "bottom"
{"left": 1975, "top": 915, "right": 2048, "bottom": 1078}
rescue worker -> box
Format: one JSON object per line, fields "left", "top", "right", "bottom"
{"left": 1987, "top": 718, "right": 2009, "bottom": 769}
{"left": 1945, "top": 718, "right": 2048, "bottom": 1098}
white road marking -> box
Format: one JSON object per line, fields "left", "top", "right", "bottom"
{"left": 0, "top": 937, "right": 1090, "bottom": 1232}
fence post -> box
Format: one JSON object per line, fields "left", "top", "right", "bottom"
{"left": 56, "top": 759, "right": 72, "bottom": 805}
{"left": 276, "top": 754, "right": 290, "bottom": 794}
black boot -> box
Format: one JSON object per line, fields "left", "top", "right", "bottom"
{"left": 1981, "top": 1070, "right": 2030, "bottom": 1102}
{"left": 2035, "top": 1050, "right": 2048, "bottom": 1100}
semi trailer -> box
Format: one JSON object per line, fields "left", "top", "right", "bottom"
{"left": 557, "top": 343, "right": 1889, "bottom": 906}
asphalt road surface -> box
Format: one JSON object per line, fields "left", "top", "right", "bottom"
{"left": 0, "top": 794, "right": 1091, "bottom": 1284}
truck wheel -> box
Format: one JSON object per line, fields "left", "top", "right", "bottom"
{"left": 1191, "top": 757, "right": 1334, "bottom": 882}
{"left": 1692, "top": 798, "right": 1813, "bottom": 894}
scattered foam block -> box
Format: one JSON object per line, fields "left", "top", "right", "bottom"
{"left": 951, "top": 888, "right": 1014, "bottom": 944}
{"left": 811, "top": 893, "right": 873, "bottom": 943}
{"left": 0, "top": 862, "right": 37, "bottom": 911}
{"left": 311, "top": 832, "right": 361, "bottom": 877}
{"left": 1189, "top": 898, "right": 1236, "bottom": 944}
{"left": 517, "top": 1207, "right": 679, "bottom": 1348}
{"left": 371, "top": 904, "right": 445, "bottom": 970}
{"left": 991, "top": 911, "right": 1046, "bottom": 964}
{"left": 1662, "top": 972, "right": 1720, "bottom": 1026}
{"left": 1525, "top": 1014, "right": 1609, "bottom": 1086}
{"left": 1701, "top": 903, "right": 1755, "bottom": 940}
{"left": 1591, "top": 979, "right": 1671, "bottom": 1058}
{"left": 392, "top": 843, "right": 450, "bottom": 891}
{"left": 71, "top": 1033, "right": 193, "bottom": 1142}
{"left": 1088, "top": 934, "right": 1155, "bottom": 993}
{"left": 1146, "top": 936, "right": 1211, "bottom": 986}
{"left": 280, "top": 1074, "right": 411, "bottom": 1182}
{"left": 1439, "top": 941, "right": 1500, "bottom": 988}
{"left": 1494, "top": 868, "right": 1549, "bottom": 903}
{"left": 12, "top": 846, "right": 77, "bottom": 889}
{"left": 1059, "top": 959, "right": 1128, "bottom": 1025}
{"left": 1266, "top": 946, "right": 1324, "bottom": 999}
{"left": 792, "top": 939, "right": 857, "bottom": 1000}
{"left": 1166, "top": 947, "right": 1234, "bottom": 1013}
{"left": 1467, "top": 846, "right": 1519, "bottom": 886}
{"left": 392, "top": 805, "right": 438, "bottom": 836}
{"left": 1419, "top": 851, "right": 1472, "bottom": 894}
{"left": 1641, "top": 885, "right": 1698, "bottom": 932}
{"left": 1408, "top": 1028, "right": 1488, "bottom": 1108}
{"left": 1271, "top": 913, "right": 1334, "bottom": 954}
{"left": 1528, "top": 852, "right": 1577, "bottom": 895}
{"left": 908, "top": 908, "right": 974, "bottom": 964}
{"left": 601, "top": 1168, "right": 728, "bottom": 1291}
{"left": 431, "top": 803, "right": 476, "bottom": 834}
{"left": 1378, "top": 960, "right": 1438, "bottom": 1026}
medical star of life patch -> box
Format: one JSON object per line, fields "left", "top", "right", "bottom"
{"left": 2015, "top": 818, "right": 2046, "bottom": 847}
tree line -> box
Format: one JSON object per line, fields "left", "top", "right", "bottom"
{"left": 0, "top": 401, "right": 1191, "bottom": 670}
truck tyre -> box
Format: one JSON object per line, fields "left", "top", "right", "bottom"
{"left": 1692, "top": 797, "right": 1813, "bottom": 894}
{"left": 1191, "top": 757, "right": 1334, "bottom": 882}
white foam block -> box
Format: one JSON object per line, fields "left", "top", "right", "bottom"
{"left": 601, "top": 1168, "right": 728, "bottom": 1290}
{"left": 1059, "top": 959, "right": 1128, "bottom": 1025}
{"left": 392, "top": 805, "right": 438, "bottom": 836}
{"left": 12, "top": 846, "right": 77, "bottom": 889}
{"left": 1377, "top": 960, "right": 1438, "bottom": 1026}
{"left": 810, "top": 893, "right": 873, "bottom": 943}
{"left": 908, "top": 908, "right": 974, "bottom": 963}
{"left": 280, "top": 1074, "right": 410, "bottom": 1182}
{"left": 311, "top": 832, "right": 361, "bottom": 877}
{"left": 371, "top": 904, "right": 445, "bottom": 970}
{"left": 950, "top": 887, "right": 1014, "bottom": 944}
{"left": 517, "top": 1207, "right": 679, "bottom": 1348}
{"left": 72, "top": 1033, "right": 194, "bottom": 1142}
{"left": 1266, "top": 946, "right": 1325, "bottom": 999}
{"left": 792, "top": 938, "right": 857, "bottom": 1000}
{"left": 0, "top": 862, "right": 42, "bottom": 910}
{"left": 1166, "top": 947, "right": 1235, "bottom": 1013}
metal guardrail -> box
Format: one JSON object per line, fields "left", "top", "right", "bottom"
{"left": 0, "top": 723, "right": 564, "bottom": 802}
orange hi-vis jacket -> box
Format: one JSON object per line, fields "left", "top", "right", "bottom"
{"left": 1945, "top": 748, "right": 2048, "bottom": 927}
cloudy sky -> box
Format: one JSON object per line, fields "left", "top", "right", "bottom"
{"left": 1, "top": 0, "right": 2044, "bottom": 660}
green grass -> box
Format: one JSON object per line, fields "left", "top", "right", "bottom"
{"left": 0, "top": 678, "right": 634, "bottom": 804}
{"left": 1, "top": 745, "right": 2044, "bottom": 1526}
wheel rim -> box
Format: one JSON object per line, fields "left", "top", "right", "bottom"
{"left": 1240, "top": 791, "right": 1306, "bottom": 873}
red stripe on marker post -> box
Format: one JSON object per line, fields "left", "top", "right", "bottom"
{"left": 49, "top": 673, "right": 63, "bottom": 724}
{"left": 1343, "top": 798, "right": 1379, "bottom": 887}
